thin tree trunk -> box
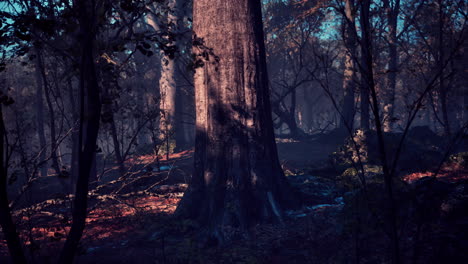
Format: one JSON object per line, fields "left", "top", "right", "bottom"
{"left": 36, "top": 47, "right": 61, "bottom": 174}
{"left": 288, "top": 86, "right": 300, "bottom": 137}
{"left": 438, "top": 0, "right": 451, "bottom": 136}
{"left": 110, "top": 117, "right": 125, "bottom": 176}
{"left": 34, "top": 46, "right": 48, "bottom": 178}
{"left": 100, "top": 71, "right": 125, "bottom": 176}
{"left": 464, "top": 40, "right": 468, "bottom": 125}
{"left": 68, "top": 77, "right": 79, "bottom": 193}
{"left": 271, "top": 103, "right": 304, "bottom": 139}
{"left": 358, "top": 0, "right": 370, "bottom": 132}
{"left": 176, "top": 0, "right": 298, "bottom": 242}
{"left": 360, "top": 64, "right": 370, "bottom": 131}
{"left": 360, "top": 1, "right": 400, "bottom": 263}
{"left": 383, "top": 0, "right": 400, "bottom": 132}
{"left": 58, "top": 0, "right": 101, "bottom": 261}
{"left": 359, "top": 31, "right": 370, "bottom": 132}
{"left": 341, "top": 0, "right": 357, "bottom": 132}
{"left": 0, "top": 103, "right": 27, "bottom": 264}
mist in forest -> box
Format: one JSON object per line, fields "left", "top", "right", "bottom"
{"left": 0, "top": 0, "right": 467, "bottom": 263}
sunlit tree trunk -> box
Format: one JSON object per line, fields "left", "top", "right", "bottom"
{"left": 176, "top": 0, "right": 297, "bottom": 242}
{"left": 158, "top": 0, "right": 190, "bottom": 152}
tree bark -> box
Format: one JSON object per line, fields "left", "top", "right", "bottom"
{"left": 110, "top": 117, "right": 125, "bottom": 176}
{"left": 464, "top": 39, "right": 468, "bottom": 126}
{"left": 359, "top": 0, "right": 371, "bottom": 131}
{"left": 340, "top": 0, "right": 357, "bottom": 132}
{"left": 176, "top": 0, "right": 297, "bottom": 242}
{"left": 360, "top": 1, "right": 400, "bottom": 263}
{"left": 271, "top": 102, "right": 306, "bottom": 139}
{"left": 58, "top": 0, "right": 101, "bottom": 262}
{"left": 0, "top": 104, "right": 27, "bottom": 264}
{"left": 36, "top": 46, "right": 61, "bottom": 175}
{"left": 68, "top": 77, "right": 79, "bottom": 194}
{"left": 360, "top": 56, "right": 370, "bottom": 131}
{"left": 34, "top": 45, "right": 48, "bottom": 178}
{"left": 437, "top": 0, "right": 451, "bottom": 136}
{"left": 383, "top": 0, "right": 400, "bottom": 132}
{"left": 158, "top": 0, "right": 190, "bottom": 152}
{"left": 100, "top": 67, "right": 125, "bottom": 176}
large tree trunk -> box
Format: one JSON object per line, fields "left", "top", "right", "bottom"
{"left": 176, "top": 0, "right": 297, "bottom": 242}
{"left": 0, "top": 103, "right": 27, "bottom": 264}
{"left": 383, "top": 0, "right": 400, "bottom": 132}
{"left": 340, "top": 0, "right": 357, "bottom": 132}
{"left": 58, "top": 0, "right": 101, "bottom": 262}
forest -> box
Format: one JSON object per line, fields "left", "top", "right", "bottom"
{"left": 0, "top": 0, "right": 467, "bottom": 263}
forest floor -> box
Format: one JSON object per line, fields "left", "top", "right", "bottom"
{"left": 1, "top": 132, "right": 468, "bottom": 263}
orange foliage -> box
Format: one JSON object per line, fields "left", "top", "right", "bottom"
{"left": 403, "top": 162, "right": 468, "bottom": 183}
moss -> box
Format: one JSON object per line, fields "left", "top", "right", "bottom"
{"left": 342, "top": 167, "right": 358, "bottom": 177}
{"left": 336, "top": 165, "right": 384, "bottom": 191}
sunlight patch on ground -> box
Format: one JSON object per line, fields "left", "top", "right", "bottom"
{"left": 0, "top": 195, "right": 182, "bottom": 257}
{"left": 127, "top": 150, "right": 194, "bottom": 165}
{"left": 403, "top": 168, "right": 468, "bottom": 183}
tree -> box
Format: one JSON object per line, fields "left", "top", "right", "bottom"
{"left": 340, "top": 0, "right": 358, "bottom": 131}
{"left": 148, "top": 0, "right": 192, "bottom": 153}
{"left": 33, "top": 45, "right": 48, "bottom": 178}
{"left": 359, "top": 1, "right": 371, "bottom": 131}
{"left": 176, "top": 0, "right": 297, "bottom": 242}
{"left": 34, "top": 45, "right": 61, "bottom": 175}
{"left": 58, "top": 0, "right": 102, "bottom": 262}
{"left": 382, "top": 0, "right": 400, "bottom": 132}
{"left": 359, "top": 0, "right": 400, "bottom": 263}
{"left": 0, "top": 92, "right": 27, "bottom": 264}
{"left": 264, "top": 0, "right": 323, "bottom": 137}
